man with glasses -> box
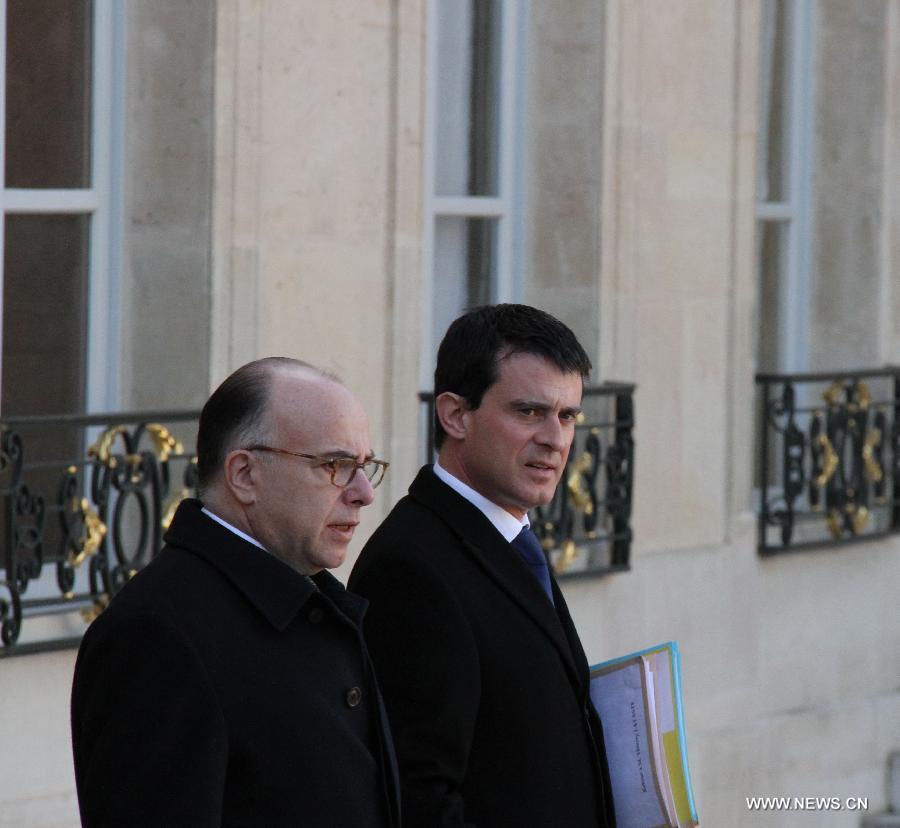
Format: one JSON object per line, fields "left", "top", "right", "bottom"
{"left": 351, "top": 305, "right": 616, "bottom": 827}
{"left": 71, "top": 357, "right": 398, "bottom": 827}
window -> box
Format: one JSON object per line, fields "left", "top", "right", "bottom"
{"left": 0, "top": 0, "right": 122, "bottom": 420}
{"left": 422, "top": 0, "right": 527, "bottom": 381}
{"left": 756, "top": 0, "right": 816, "bottom": 373}
{"left": 753, "top": 1, "right": 895, "bottom": 553}
{"left": 0, "top": 0, "right": 123, "bottom": 631}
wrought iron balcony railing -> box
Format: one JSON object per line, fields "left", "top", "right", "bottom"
{"left": 1, "top": 384, "right": 636, "bottom": 655}
{"left": 419, "top": 383, "right": 636, "bottom": 579}
{"left": 0, "top": 410, "right": 200, "bottom": 657}
{"left": 756, "top": 368, "right": 900, "bottom": 555}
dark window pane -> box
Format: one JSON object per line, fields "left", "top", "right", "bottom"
{"left": 432, "top": 216, "right": 497, "bottom": 353}
{"left": 435, "top": 0, "right": 500, "bottom": 196}
{"left": 757, "top": 219, "right": 787, "bottom": 372}
{"left": 756, "top": 219, "right": 786, "bottom": 492}
{"left": 759, "top": 0, "right": 789, "bottom": 202}
{"left": 1, "top": 215, "right": 90, "bottom": 573}
{"left": 2, "top": 213, "right": 89, "bottom": 417}
{"left": 5, "top": 0, "right": 93, "bottom": 188}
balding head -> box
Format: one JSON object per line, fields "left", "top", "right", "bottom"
{"left": 196, "top": 357, "right": 340, "bottom": 496}
{"left": 198, "top": 359, "right": 378, "bottom": 574}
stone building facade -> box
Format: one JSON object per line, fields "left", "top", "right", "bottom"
{"left": 1, "top": 2, "right": 898, "bottom": 826}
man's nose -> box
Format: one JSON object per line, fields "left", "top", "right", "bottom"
{"left": 535, "top": 416, "right": 567, "bottom": 452}
{"left": 344, "top": 467, "right": 376, "bottom": 506}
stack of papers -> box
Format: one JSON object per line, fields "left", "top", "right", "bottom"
{"left": 590, "top": 641, "right": 699, "bottom": 828}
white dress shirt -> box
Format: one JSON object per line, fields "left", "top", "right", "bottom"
{"left": 201, "top": 506, "right": 268, "bottom": 551}
{"left": 433, "top": 460, "right": 528, "bottom": 543}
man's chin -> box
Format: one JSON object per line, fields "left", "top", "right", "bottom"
{"left": 318, "top": 543, "right": 349, "bottom": 572}
{"left": 506, "top": 489, "right": 555, "bottom": 517}
{"left": 529, "top": 483, "right": 559, "bottom": 508}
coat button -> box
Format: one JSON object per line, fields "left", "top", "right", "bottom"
{"left": 345, "top": 686, "right": 362, "bottom": 708}
{"left": 308, "top": 607, "right": 324, "bottom": 624}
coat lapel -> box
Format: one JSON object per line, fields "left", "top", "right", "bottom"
{"left": 409, "top": 467, "right": 584, "bottom": 693}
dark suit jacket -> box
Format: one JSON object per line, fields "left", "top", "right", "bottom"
{"left": 349, "top": 467, "right": 615, "bottom": 827}
{"left": 71, "top": 498, "right": 400, "bottom": 828}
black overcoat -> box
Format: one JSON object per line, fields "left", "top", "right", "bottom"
{"left": 349, "top": 467, "right": 616, "bottom": 827}
{"left": 71, "top": 498, "right": 400, "bottom": 827}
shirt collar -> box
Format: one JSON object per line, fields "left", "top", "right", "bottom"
{"left": 433, "top": 459, "right": 527, "bottom": 543}
{"left": 201, "top": 506, "right": 268, "bottom": 551}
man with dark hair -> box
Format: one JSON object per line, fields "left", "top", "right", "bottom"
{"left": 350, "top": 304, "right": 616, "bottom": 827}
{"left": 71, "top": 358, "right": 399, "bottom": 827}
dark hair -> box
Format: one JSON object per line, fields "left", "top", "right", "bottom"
{"left": 196, "top": 357, "right": 327, "bottom": 494}
{"left": 433, "top": 304, "right": 592, "bottom": 449}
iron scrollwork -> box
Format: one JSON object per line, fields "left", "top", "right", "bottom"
{"left": 757, "top": 369, "right": 900, "bottom": 555}
{"left": 764, "top": 381, "right": 807, "bottom": 547}
{"left": 530, "top": 385, "right": 634, "bottom": 578}
{"left": 0, "top": 411, "right": 199, "bottom": 656}
{"left": 1, "top": 429, "right": 46, "bottom": 595}
{"left": 0, "top": 579, "right": 22, "bottom": 646}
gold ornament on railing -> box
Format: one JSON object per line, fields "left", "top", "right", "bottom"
{"left": 556, "top": 539, "right": 578, "bottom": 573}
{"left": 68, "top": 497, "right": 108, "bottom": 569}
{"left": 566, "top": 451, "right": 594, "bottom": 515}
{"left": 87, "top": 422, "right": 185, "bottom": 466}
{"left": 826, "top": 503, "right": 870, "bottom": 539}
{"left": 146, "top": 423, "right": 184, "bottom": 462}
{"left": 862, "top": 427, "right": 883, "bottom": 483}
{"left": 822, "top": 382, "right": 844, "bottom": 407}
{"left": 813, "top": 432, "right": 839, "bottom": 490}
{"left": 87, "top": 425, "right": 126, "bottom": 467}
{"left": 851, "top": 504, "right": 870, "bottom": 534}
{"left": 161, "top": 488, "right": 191, "bottom": 530}
{"left": 851, "top": 380, "right": 871, "bottom": 412}
{"left": 80, "top": 594, "right": 110, "bottom": 625}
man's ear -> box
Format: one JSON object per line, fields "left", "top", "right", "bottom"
{"left": 222, "top": 449, "right": 258, "bottom": 506}
{"left": 435, "top": 392, "right": 470, "bottom": 441}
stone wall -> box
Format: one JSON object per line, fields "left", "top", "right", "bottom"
{"left": 119, "top": 0, "right": 216, "bottom": 410}
{"left": 210, "top": 0, "right": 425, "bottom": 545}
{"left": 4, "top": 2, "right": 899, "bottom": 826}
{"left": 580, "top": 2, "right": 900, "bottom": 825}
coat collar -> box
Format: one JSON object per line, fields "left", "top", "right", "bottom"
{"left": 408, "top": 466, "right": 586, "bottom": 690}
{"left": 164, "top": 499, "right": 366, "bottom": 630}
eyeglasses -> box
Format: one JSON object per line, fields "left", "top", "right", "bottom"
{"left": 244, "top": 445, "right": 389, "bottom": 489}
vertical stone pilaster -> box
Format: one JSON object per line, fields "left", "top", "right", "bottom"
{"left": 211, "top": 0, "right": 264, "bottom": 385}
{"left": 598, "top": 0, "right": 759, "bottom": 551}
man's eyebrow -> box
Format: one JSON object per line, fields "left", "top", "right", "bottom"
{"left": 511, "top": 398, "right": 549, "bottom": 409}
{"left": 320, "top": 449, "right": 376, "bottom": 460}
{"left": 510, "top": 399, "right": 582, "bottom": 416}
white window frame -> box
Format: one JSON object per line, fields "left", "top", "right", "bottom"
{"left": 756, "top": 0, "right": 816, "bottom": 373}
{"left": 0, "top": 0, "right": 123, "bottom": 412}
{"left": 421, "top": 0, "right": 528, "bottom": 386}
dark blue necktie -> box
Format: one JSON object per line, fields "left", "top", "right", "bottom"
{"left": 511, "top": 526, "right": 555, "bottom": 606}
